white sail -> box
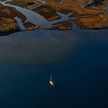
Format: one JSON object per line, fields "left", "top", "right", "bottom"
{"left": 49, "top": 74, "right": 55, "bottom": 88}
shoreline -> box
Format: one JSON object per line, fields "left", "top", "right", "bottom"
{"left": 1, "top": 0, "right": 108, "bottom": 36}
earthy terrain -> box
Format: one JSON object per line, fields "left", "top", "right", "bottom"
{"left": 1, "top": 0, "right": 108, "bottom": 35}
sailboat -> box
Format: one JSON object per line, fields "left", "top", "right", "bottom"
{"left": 49, "top": 74, "right": 55, "bottom": 88}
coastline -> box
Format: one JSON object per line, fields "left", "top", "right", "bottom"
{"left": 1, "top": 0, "right": 108, "bottom": 36}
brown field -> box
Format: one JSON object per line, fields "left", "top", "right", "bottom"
{"left": 48, "top": 21, "right": 72, "bottom": 30}
{"left": 0, "top": 17, "right": 19, "bottom": 35}
{"left": 24, "top": 22, "right": 40, "bottom": 30}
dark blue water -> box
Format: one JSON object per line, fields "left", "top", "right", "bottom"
{"left": 0, "top": 38, "right": 108, "bottom": 108}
